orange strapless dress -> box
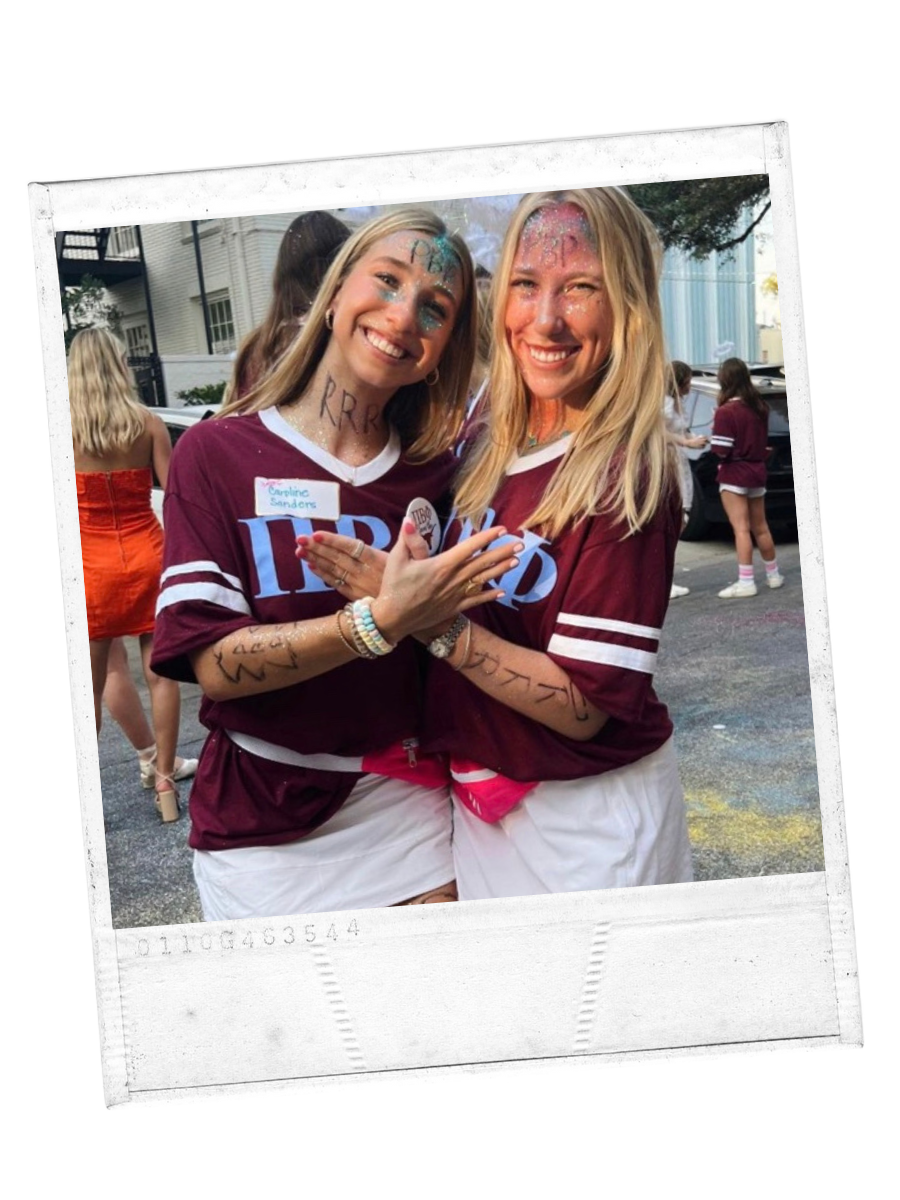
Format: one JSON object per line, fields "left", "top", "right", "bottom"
{"left": 76, "top": 468, "right": 164, "bottom": 641}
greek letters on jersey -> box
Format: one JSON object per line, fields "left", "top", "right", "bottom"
{"left": 151, "top": 407, "right": 455, "bottom": 760}
{"left": 422, "top": 437, "right": 680, "bottom": 783}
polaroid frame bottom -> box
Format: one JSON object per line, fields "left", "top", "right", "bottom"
{"left": 98, "top": 872, "right": 851, "bottom": 1103}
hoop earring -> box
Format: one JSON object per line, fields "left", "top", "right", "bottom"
{"left": 325, "top": 309, "right": 335, "bottom": 331}
{"left": 425, "top": 367, "right": 440, "bottom": 386}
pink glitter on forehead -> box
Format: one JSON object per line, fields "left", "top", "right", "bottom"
{"left": 520, "top": 202, "right": 600, "bottom": 261}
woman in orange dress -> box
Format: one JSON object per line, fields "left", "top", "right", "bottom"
{"left": 68, "top": 327, "right": 184, "bottom": 822}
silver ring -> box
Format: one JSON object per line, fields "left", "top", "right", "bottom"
{"left": 351, "top": 539, "right": 365, "bottom": 562}
{"left": 336, "top": 572, "right": 349, "bottom": 587}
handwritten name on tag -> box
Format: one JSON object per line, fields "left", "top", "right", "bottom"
{"left": 254, "top": 478, "right": 341, "bottom": 520}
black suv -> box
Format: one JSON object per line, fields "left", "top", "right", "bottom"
{"left": 680, "top": 375, "right": 794, "bottom": 540}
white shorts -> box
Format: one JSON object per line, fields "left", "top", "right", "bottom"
{"left": 719, "top": 484, "right": 766, "bottom": 497}
{"left": 193, "top": 773, "right": 453, "bottom": 920}
{"left": 451, "top": 738, "right": 693, "bottom": 900}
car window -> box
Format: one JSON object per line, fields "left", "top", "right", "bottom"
{"left": 163, "top": 422, "right": 192, "bottom": 449}
{"left": 686, "top": 390, "right": 717, "bottom": 434}
{"left": 767, "top": 396, "right": 790, "bottom": 434}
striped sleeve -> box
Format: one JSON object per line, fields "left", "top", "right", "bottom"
{"left": 545, "top": 523, "right": 673, "bottom": 722}
{"left": 710, "top": 403, "right": 735, "bottom": 459}
{"left": 150, "top": 440, "right": 256, "bottom": 684}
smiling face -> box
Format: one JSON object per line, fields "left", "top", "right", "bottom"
{"left": 326, "top": 230, "right": 463, "bottom": 398}
{"left": 504, "top": 203, "right": 614, "bottom": 411}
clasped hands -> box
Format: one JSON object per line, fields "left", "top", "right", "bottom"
{"left": 296, "top": 522, "right": 523, "bottom": 645}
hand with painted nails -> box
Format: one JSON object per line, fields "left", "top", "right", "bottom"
{"left": 295, "top": 531, "right": 394, "bottom": 603}
{"left": 368, "top": 522, "right": 522, "bottom": 645}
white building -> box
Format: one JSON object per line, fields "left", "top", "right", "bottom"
{"left": 57, "top": 196, "right": 776, "bottom": 406}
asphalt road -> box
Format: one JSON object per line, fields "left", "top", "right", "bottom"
{"left": 98, "top": 523, "right": 821, "bottom": 928}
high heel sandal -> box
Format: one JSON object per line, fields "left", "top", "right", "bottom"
{"left": 139, "top": 746, "right": 198, "bottom": 790}
{"left": 154, "top": 774, "right": 182, "bottom": 824}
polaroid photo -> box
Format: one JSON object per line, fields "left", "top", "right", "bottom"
{"left": 24, "top": 121, "right": 864, "bottom": 1104}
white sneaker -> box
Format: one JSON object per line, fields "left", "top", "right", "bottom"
{"left": 718, "top": 580, "right": 758, "bottom": 599}
{"left": 670, "top": 583, "right": 690, "bottom": 598}
{"left": 766, "top": 572, "right": 785, "bottom": 589}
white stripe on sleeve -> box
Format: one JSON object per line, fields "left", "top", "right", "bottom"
{"left": 548, "top": 633, "right": 657, "bottom": 674}
{"left": 556, "top": 612, "right": 661, "bottom": 641}
{"left": 161, "top": 560, "right": 243, "bottom": 589}
{"left": 156, "top": 581, "right": 252, "bottom": 617}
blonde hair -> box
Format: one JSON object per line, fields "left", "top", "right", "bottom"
{"left": 455, "top": 188, "right": 677, "bottom": 537}
{"left": 220, "top": 207, "right": 477, "bottom": 462}
{"left": 67, "top": 327, "right": 147, "bottom": 457}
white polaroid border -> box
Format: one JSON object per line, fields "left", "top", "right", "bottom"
{"left": 29, "top": 122, "right": 860, "bottom": 1106}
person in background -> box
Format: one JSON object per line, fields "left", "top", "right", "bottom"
{"left": 664, "top": 359, "right": 707, "bottom": 598}
{"left": 68, "top": 327, "right": 190, "bottom": 823}
{"left": 712, "top": 357, "right": 784, "bottom": 598}
{"left": 102, "top": 639, "right": 197, "bottom": 791}
{"left": 226, "top": 210, "right": 351, "bottom": 402}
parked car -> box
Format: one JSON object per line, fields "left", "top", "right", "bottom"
{"left": 679, "top": 375, "right": 794, "bottom": 540}
{"left": 152, "top": 405, "right": 220, "bottom": 522}
{"left": 691, "top": 362, "right": 785, "bottom": 379}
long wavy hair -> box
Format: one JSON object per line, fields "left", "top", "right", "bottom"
{"left": 667, "top": 359, "right": 693, "bottom": 415}
{"left": 454, "top": 188, "right": 677, "bottom": 538}
{"left": 717, "top": 357, "right": 768, "bottom": 418}
{"left": 226, "top": 211, "right": 351, "bottom": 401}
{"left": 219, "top": 207, "right": 478, "bottom": 462}
{"left": 67, "top": 327, "right": 147, "bottom": 457}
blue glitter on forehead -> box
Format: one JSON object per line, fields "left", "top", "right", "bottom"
{"left": 406, "top": 233, "right": 461, "bottom": 282}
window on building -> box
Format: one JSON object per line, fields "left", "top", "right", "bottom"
{"left": 208, "top": 295, "right": 236, "bottom": 354}
{"left": 109, "top": 226, "right": 139, "bottom": 257}
{"left": 125, "top": 323, "right": 151, "bottom": 359}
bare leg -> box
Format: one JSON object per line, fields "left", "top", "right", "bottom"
{"left": 138, "top": 633, "right": 179, "bottom": 782}
{"left": 720, "top": 490, "right": 753, "bottom": 568}
{"left": 89, "top": 639, "right": 113, "bottom": 736}
{"left": 748, "top": 495, "right": 777, "bottom": 562}
{"left": 103, "top": 638, "right": 154, "bottom": 751}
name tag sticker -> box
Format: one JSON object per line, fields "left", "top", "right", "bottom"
{"left": 254, "top": 478, "right": 341, "bottom": 520}
{"left": 404, "top": 497, "right": 441, "bottom": 556}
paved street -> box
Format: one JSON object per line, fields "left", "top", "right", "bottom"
{"left": 98, "top": 524, "right": 821, "bottom": 927}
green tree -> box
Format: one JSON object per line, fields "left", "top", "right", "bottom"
{"left": 625, "top": 176, "right": 771, "bottom": 259}
{"left": 62, "top": 274, "right": 124, "bottom": 350}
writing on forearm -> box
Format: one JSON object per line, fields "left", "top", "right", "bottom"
{"left": 461, "top": 644, "right": 593, "bottom": 726}
{"left": 212, "top": 623, "right": 308, "bottom": 687}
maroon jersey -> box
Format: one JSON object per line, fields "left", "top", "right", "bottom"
{"left": 710, "top": 398, "right": 768, "bottom": 488}
{"left": 151, "top": 408, "right": 455, "bottom": 849}
{"left": 422, "top": 440, "right": 680, "bottom": 782}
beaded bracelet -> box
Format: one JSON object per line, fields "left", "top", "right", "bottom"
{"left": 351, "top": 597, "right": 396, "bottom": 657}
{"left": 451, "top": 618, "right": 473, "bottom": 671}
{"left": 340, "top": 603, "right": 377, "bottom": 659}
{"left": 335, "top": 608, "right": 373, "bottom": 659}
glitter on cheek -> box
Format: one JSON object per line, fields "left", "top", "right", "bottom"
{"left": 417, "top": 307, "right": 443, "bottom": 334}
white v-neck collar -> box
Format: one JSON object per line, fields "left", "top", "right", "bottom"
{"left": 506, "top": 434, "right": 572, "bottom": 476}
{"left": 260, "top": 406, "right": 402, "bottom": 486}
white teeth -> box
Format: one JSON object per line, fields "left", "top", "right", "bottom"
{"left": 366, "top": 329, "right": 406, "bottom": 359}
{"left": 529, "top": 346, "right": 576, "bottom": 363}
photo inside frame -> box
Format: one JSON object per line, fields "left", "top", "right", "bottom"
{"left": 28, "top": 133, "right": 859, "bottom": 1104}
{"left": 49, "top": 171, "right": 825, "bottom": 926}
